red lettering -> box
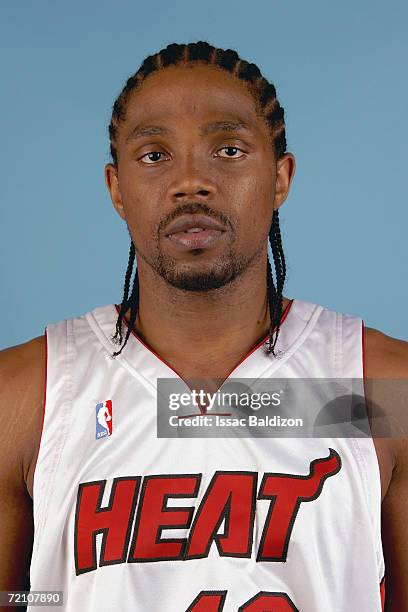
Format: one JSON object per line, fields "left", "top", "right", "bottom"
{"left": 186, "top": 471, "right": 257, "bottom": 559}
{"left": 74, "top": 477, "right": 140, "bottom": 574}
{"left": 129, "top": 474, "right": 201, "bottom": 561}
{"left": 239, "top": 591, "right": 297, "bottom": 611}
{"left": 257, "top": 449, "right": 341, "bottom": 561}
{"left": 186, "top": 591, "right": 227, "bottom": 611}
{"left": 74, "top": 450, "right": 342, "bottom": 575}
{"left": 186, "top": 591, "right": 297, "bottom": 611}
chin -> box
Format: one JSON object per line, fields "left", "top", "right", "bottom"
{"left": 164, "top": 270, "right": 237, "bottom": 292}
{"left": 153, "top": 249, "right": 253, "bottom": 292}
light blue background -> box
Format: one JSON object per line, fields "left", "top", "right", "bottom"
{"left": 1, "top": 0, "right": 407, "bottom": 348}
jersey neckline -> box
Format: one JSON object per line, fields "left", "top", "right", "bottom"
{"left": 114, "top": 298, "right": 294, "bottom": 382}
{"left": 86, "top": 298, "right": 323, "bottom": 393}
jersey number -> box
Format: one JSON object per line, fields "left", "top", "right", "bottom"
{"left": 186, "top": 591, "right": 298, "bottom": 611}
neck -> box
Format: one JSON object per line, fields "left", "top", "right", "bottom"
{"left": 121, "top": 254, "right": 290, "bottom": 379}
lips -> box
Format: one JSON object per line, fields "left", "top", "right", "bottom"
{"left": 164, "top": 214, "right": 226, "bottom": 236}
{"left": 163, "top": 214, "right": 227, "bottom": 251}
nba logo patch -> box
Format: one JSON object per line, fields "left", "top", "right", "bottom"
{"left": 96, "top": 400, "right": 113, "bottom": 439}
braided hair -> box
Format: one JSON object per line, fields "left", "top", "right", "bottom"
{"left": 109, "top": 41, "right": 287, "bottom": 358}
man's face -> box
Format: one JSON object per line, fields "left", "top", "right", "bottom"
{"left": 105, "top": 63, "right": 293, "bottom": 291}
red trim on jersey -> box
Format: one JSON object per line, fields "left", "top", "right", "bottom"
{"left": 114, "top": 305, "right": 186, "bottom": 376}
{"left": 115, "top": 299, "right": 293, "bottom": 370}
{"left": 114, "top": 299, "right": 294, "bottom": 403}
{"left": 380, "top": 574, "right": 385, "bottom": 610}
{"left": 214, "top": 298, "right": 294, "bottom": 383}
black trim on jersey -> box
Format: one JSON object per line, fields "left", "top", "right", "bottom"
{"left": 128, "top": 473, "right": 202, "bottom": 563}
{"left": 184, "top": 471, "right": 258, "bottom": 561}
{"left": 256, "top": 448, "right": 342, "bottom": 562}
{"left": 74, "top": 476, "right": 141, "bottom": 575}
{"left": 238, "top": 591, "right": 298, "bottom": 611}
{"left": 185, "top": 590, "right": 228, "bottom": 612}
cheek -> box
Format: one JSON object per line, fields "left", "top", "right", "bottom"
{"left": 118, "top": 171, "right": 161, "bottom": 247}
{"left": 233, "top": 175, "right": 275, "bottom": 242}
{"left": 120, "top": 197, "right": 158, "bottom": 256}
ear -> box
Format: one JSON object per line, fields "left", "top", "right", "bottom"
{"left": 273, "top": 152, "right": 296, "bottom": 210}
{"left": 105, "top": 163, "right": 126, "bottom": 220}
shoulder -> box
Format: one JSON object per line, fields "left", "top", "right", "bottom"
{"left": 1, "top": 334, "right": 46, "bottom": 372}
{"left": 0, "top": 335, "right": 46, "bottom": 406}
{"left": 363, "top": 326, "right": 408, "bottom": 378}
{"left": 363, "top": 325, "right": 408, "bottom": 477}
{"left": 363, "top": 328, "right": 408, "bottom": 603}
{"left": 0, "top": 335, "right": 46, "bottom": 492}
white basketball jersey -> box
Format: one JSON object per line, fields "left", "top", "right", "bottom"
{"left": 29, "top": 299, "right": 386, "bottom": 611}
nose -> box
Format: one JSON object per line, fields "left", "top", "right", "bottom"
{"left": 169, "top": 155, "right": 216, "bottom": 202}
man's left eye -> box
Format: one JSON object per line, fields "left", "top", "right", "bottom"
{"left": 140, "top": 151, "right": 168, "bottom": 164}
{"left": 217, "top": 146, "right": 245, "bottom": 158}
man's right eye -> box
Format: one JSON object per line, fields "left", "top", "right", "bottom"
{"left": 139, "top": 151, "right": 169, "bottom": 164}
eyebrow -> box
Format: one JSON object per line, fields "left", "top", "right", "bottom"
{"left": 125, "top": 120, "right": 253, "bottom": 142}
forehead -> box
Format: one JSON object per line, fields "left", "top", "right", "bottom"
{"left": 122, "top": 63, "right": 266, "bottom": 136}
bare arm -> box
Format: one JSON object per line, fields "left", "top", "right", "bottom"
{"left": 381, "top": 436, "right": 408, "bottom": 611}
{"left": 0, "top": 336, "right": 45, "bottom": 607}
{"left": 364, "top": 327, "right": 408, "bottom": 611}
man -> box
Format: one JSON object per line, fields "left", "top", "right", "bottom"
{"left": 0, "top": 41, "right": 407, "bottom": 611}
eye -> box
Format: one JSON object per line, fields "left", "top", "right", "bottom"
{"left": 139, "top": 151, "right": 169, "bottom": 164}
{"left": 216, "top": 146, "right": 246, "bottom": 159}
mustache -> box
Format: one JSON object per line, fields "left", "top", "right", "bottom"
{"left": 156, "top": 202, "right": 232, "bottom": 235}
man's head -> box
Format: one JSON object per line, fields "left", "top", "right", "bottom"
{"left": 104, "top": 41, "right": 295, "bottom": 356}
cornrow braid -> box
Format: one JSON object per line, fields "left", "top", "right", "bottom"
{"left": 266, "top": 209, "right": 286, "bottom": 355}
{"left": 109, "top": 41, "right": 288, "bottom": 358}
{"left": 111, "top": 240, "right": 136, "bottom": 354}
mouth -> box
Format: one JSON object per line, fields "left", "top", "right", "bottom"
{"left": 163, "top": 214, "right": 227, "bottom": 251}
{"left": 166, "top": 227, "right": 225, "bottom": 250}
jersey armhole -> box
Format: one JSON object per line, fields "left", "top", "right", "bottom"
{"left": 31, "top": 320, "right": 75, "bottom": 561}
{"left": 31, "top": 328, "right": 48, "bottom": 489}
{"left": 362, "top": 319, "right": 386, "bottom": 601}
{"left": 34, "top": 328, "right": 48, "bottom": 464}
